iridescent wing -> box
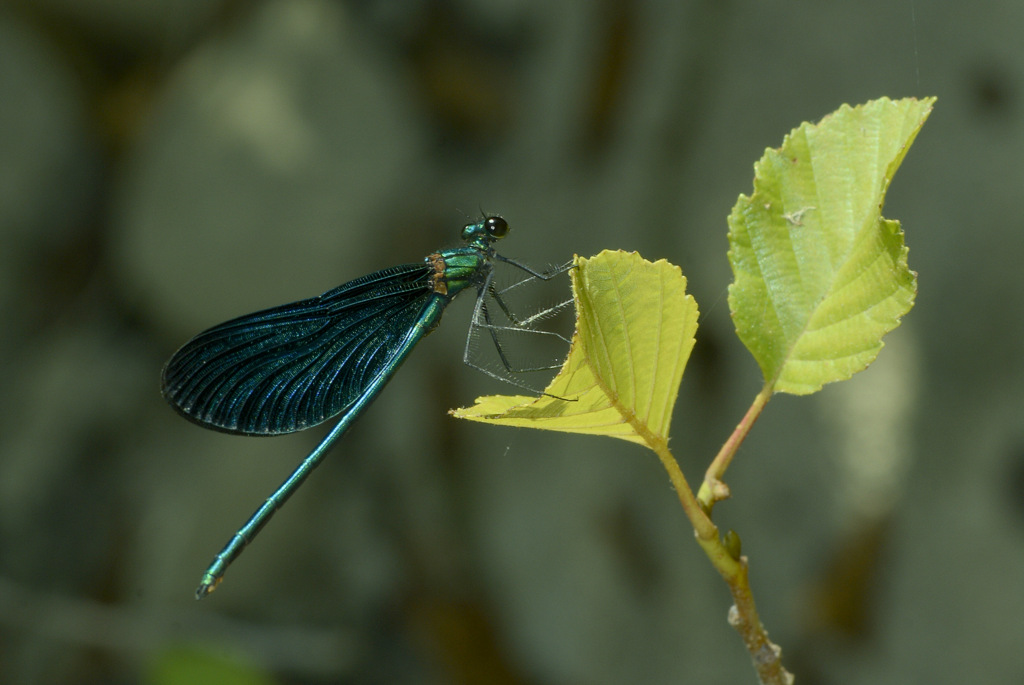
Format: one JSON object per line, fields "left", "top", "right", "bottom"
{"left": 161, "top": 263, "right": 438, "bottom": 435}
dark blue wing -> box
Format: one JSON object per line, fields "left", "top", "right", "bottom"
{"left": 161, "top": 263, "right": 439, "bottom": 435}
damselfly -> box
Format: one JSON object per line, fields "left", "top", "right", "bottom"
{"left": 162, "top": 216, "right": 571, "bottom": 597}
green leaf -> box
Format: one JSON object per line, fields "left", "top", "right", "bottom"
{"left": 451, "top": 250, "right": 699, "bottom": 447}
{"left": 728, "top": 96, "right": 934, "bottom": 395}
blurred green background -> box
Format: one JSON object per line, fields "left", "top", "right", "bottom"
{"left": 1, "top": 1, "right": 1021, "bottom": 683}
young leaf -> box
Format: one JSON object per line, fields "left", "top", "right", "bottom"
{"left": 451, "top": 250, "right": 699, "bottom": 447}
{"left": 728, "top": 96, "right": 934, "bottom": 395}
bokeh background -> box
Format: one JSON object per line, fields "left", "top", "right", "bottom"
{"left": 1, "top": 1, "right": 1021, "bottom": 683}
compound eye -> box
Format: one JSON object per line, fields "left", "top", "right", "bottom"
{"left": 484, "top": 216, "right": 509, "bottom": 238}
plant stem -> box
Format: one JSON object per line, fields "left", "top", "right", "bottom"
{"left": 720, "top": 555, "right": 794, "bottom": 685}
{"left": 649, "top": 436, "right": 717, "bottom": 542}
{"left": 697, "top": 382, "right": 773, "bottom": 510}
{"left": 648, "top": 386, "right": 792, "bottom": 684}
